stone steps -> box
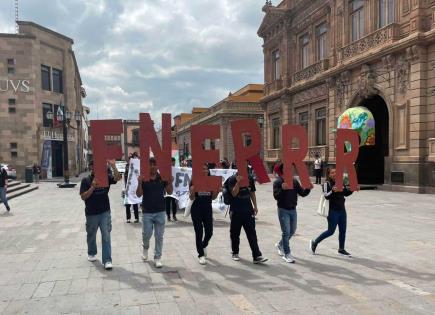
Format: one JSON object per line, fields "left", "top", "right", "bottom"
{"left": 1, "top": 180, "right": 39, "bottom": 202}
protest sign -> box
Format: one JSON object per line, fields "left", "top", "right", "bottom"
{"left": 124, "top": 158, "right": 142, "bottom": 205}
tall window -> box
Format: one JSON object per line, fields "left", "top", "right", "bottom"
{"left": 272, "top": 50, "right": 280, "bottom": 80}
{"left": 350, "top": 0, "right": 365, "bottom": 41}
{"left": 315, "top": 108, "right": 327, "bottom": 145}
{"left": 132, "top": 129, "right": 139, "bottom": 146}
{"left": 41, "top": 65, "right": 51, "bottom": 91}
{"left": 300, "top": 33, "right": 309, "bottom": 69}
{"left": 52, "top": 68, "right": 63, "bottom": 93}
{"left": 299, "top": 112, "right": 309, "bottom": 132}
{"left": 379, "top": 0, "right": 395, "bottom": 28}
{"left": 42, "top": 103, "right": 53, "bottom": 128}
{"left": 316, "top": 23, "right": 327, "bottom": 61}
{"left": 272, "top": 118, "right": 281, "bottom": 149}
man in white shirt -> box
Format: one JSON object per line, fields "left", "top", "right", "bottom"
{"left": 314, "top": 154, "right": 322, "bottom": 185}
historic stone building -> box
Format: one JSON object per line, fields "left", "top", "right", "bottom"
{"left": 0, "top": 21, "right": 87, "bottom": 179}
{"left": 258, "top": 0, "right": 435, "bottom": 193}
{"left": 176, "top": 84, "right": 264, "bottom": 163}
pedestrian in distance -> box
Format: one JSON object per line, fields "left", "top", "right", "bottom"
{"left": 314, "top": 154, "right": 322, "bottom": 185}
{"left": 310, "top": 168, "right": 359, "bottom": 257}
{"left": 189, "top": 163, "right": 219, "bottom": 265}
{"left": 223, "top": 171, "right": 268, "bottom": 264}
{"left": 136, "top": 157, "right": 173, "bottom": 268}
{"left": 0, "top": 165, "right": 10, "bottom": 212}
{"left": 165, "top": 157, "right": 178, "bottom": 222}
{"left": 273, "top": 163, "right": 312, "bottom": 263}
{"left": 79, "top": 160, "right": 121, "bottom": 270}
{"left": 124, "top": 158, "right": 139, "bottom": 223}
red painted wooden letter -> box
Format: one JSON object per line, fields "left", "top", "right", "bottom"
{"left": 281, "top": 125, "right": 312, "bottom": 189}
{"left": 231, "top": 119, "right": 269, "bottom": 187}
{"left": 139, "top": 113, "right": 172, "bottom": 181}
{"left": 191, "top": 125, "right": 221, "bottom": 192}
{"left": 335, "top": 129, "right": 360, "bottom": 192}
{"left": 90, "top": 120, "right": 123, "bottom": 187}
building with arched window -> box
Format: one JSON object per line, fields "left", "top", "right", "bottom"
{"left": 258, "top": 0, "right": 435, "bottom": 193}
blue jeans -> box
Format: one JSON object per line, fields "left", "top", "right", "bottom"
{"left": 315, "top": 210, "right": 347, "bottom": 250}
{"left": 277, "top": 208, "right": 297, "bottom": 255}
{"left": 86, "top": 211, "right": 112, "bottom": 264}
{"left": 142, "top": 211, "right": 166, "bottom": 259}
{"left": 0, "top": 187, "right": 10, "bottom": 210}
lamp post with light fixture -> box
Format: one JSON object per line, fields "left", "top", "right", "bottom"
{"left": 257, "top": 115, "right": 265, "bottom": 161}
{"left": 46, "top": 103, "right": 82, "bottom": 188}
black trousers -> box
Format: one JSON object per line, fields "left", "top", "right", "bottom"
{"left": 125, "top": 204, "right": 139, "bottom": 220}
{"left": 230, "top": 209, "right": 262, "bottom": 258}
{"left": 315, "top": 169, "right": 322, "bottom": 184}
{"left": 191, "top": 205, "right": 213, "bottom": 257}
{"left": 165, "top": 197, "right": 177, "bottom": 219}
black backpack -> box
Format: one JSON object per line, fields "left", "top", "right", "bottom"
{"left": 222, "top": 176, "right": 234, "bottom": 206}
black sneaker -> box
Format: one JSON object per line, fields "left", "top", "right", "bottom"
{"left": 338, "top": 249, "right": 352, "bottom": 257}
{"left": 310, "top": 240, "right": 317, "bottom": 254}
{"left": 126, "top": 219, "right": 131, "bottom": 223}
{"left": 6, "top": 207, "right": 10, "bottom": 212}
{"left": 253, "top": 256, "right": 268, "bottom": 264}
{"left": 173, "top": 216, "right": 178, "bottom": 222}
{"left": 167, "top": 217, "right": 172, "bottom": 222}
{"left": 232, "top": 254, "right": 240, "bottom": 261}
{"left": 134, "top": 219, "right": 139, "bottom": 223}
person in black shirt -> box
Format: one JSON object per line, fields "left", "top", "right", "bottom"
{"left": 227, "top": 172, "right": 268, "bottom": 264}
{"left": 273, "top": 163, "right": 311, "bottom": 263}
{"left": 165, "top": 157, "right": 178, "bottom": 222}
{"left": 0, "top": 166, "right": 10, "bottom": 212}
{"left": 310, "top": 168, "right": 358, "bottom": 257}
{"left": 189, "top": 164, "right": 218, "bottom": 265}
{"left": 80, "top": 160, "right": 121, "bottom": 270}
{"left": 136, "top": 157, "right": 173, "bottom": 268}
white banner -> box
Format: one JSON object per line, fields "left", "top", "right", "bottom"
{"left": 169, "top": 167, "right": 237, "bottom": 214}
{"left": 124, "top": 158, "right": 142, "bottom": 205}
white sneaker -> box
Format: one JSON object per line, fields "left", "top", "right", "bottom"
{"left": 104, "top": 262, "right": 113, "bottom": 270}
{"left": 87, "top": 255, "right": 97, "bottom": 262}
{"left": 155, "top": 259, "right": 163, "bottom": 268}
{"left": 275, "top": 243, "right": 284, "bottom": 256}
{"left": 203, "top": 247, "right": 208, "bottom": 258}
{"left": 142, "top": 249, "right": 148, "bottom": 261}
{"left": 198, "top": 256, "right": 207, "bottom": 265}
{"left": 282, "top": 254, "right": 295, "bottom": 264}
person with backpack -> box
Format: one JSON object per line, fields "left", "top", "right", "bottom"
{"left": 273, "top": 163, "right": 311, "bottom": 263}
{"left": 223, "top": 170, "right": 268, "bottom": 264}
{"left": 310, "top": 168, "right": 359, "bottom": 257}
{"left": 189, "top": 163, "right": 218, "bottom": 265}
{"left": 0, "top": 166, "right": 10, "bottom": 212}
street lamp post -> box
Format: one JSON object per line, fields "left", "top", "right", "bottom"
{"left": 257, "top": 115, "right": 265, "bottom": 161}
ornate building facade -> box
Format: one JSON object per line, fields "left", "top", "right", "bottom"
{"left": 258, "top": 0, "right": 435, "bottom": 193}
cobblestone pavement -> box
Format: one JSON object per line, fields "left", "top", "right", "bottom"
{"left": 0, "top": 181, "right": 435, "bottom": 315}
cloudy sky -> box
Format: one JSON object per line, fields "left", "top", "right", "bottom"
{"left": 0, "top": 0, "right": 265, "bottom": 121}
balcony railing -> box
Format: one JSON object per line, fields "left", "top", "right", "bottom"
{"left": 293, "top": 59, "right": 329, "bottom": 83}
{"left": 265, "top": 148, "right": 281, "bottom": 161}
{"left": 308, "top": 145, "right": 327, "bottom": 160}
{"left": 428, "top": 138, "right": 435, "bottom": 162}
{"left": 341, "top": 23, "right": 400, "bottom": 61}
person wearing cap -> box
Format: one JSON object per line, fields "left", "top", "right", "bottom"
{"left": 80, "top": 160, "right": 121, "bottom": 270}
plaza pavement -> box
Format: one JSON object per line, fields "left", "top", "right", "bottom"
{"left": 0, "top": 179, "right": 434, "bottom": 315}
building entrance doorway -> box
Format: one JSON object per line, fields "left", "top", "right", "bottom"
{"left": 355, "top": 95, "right": 389, "bottom": 185}
{"left": 52, "top": 141, "right": 64, "bottom": 177}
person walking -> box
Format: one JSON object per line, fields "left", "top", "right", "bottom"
{"left": 32, "top": 163, "right": 41, "bottom": 184}
{"left": 189, "top": 164, "right": 218, "bottom": 265}
{"left": 225, "top": 171, "right": 268, "bottom": 264}
{"left": 136, "top": 157, "right": 173, "bottom": 268}
{"left": 273, "top": 163, "right": 311, "bottom": 263}
{"left": 310, "top": 168, "right": 358, "bottom": 257}
{"left": 0, "top": 165, "right": 10, "bottom": 212}
{"left": 314, "top": 154, "right": 322, "bottom": 185}
{"left": 79, "top": 160, "right": 121, "bottom": 270}
{"left": 165, "top": 158, "right": 178, "bottom": 222}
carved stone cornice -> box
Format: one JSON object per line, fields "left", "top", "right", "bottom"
{"left": 357, "top": 64, "right": 378, "bottom": 99}
{"left": 293, "top": 84, "right": 328, "bottom": 104}
{"left": 396, "top": 55, "right": 410, "bottom": 94}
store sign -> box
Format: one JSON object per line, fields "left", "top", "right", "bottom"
{"left": 0, "top": 79, "right": 31, "bottom": 93}
{"left": 41, "top": 130, "right": 74, "bottom": 142}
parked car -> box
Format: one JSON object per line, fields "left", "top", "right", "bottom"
{"left": 0, "top": 163, "right": 17, "bottom": 179}
{"left": 115, "top": 160, "right": 127, "bottom": 174}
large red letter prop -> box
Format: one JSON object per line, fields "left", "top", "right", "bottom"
{"left": 139, "top": 113, "right": 172, "bottom": 181}
{"left": 231, "top": 119, "right": 269, "bottom": 187}
{"left": 335, "top": 129, "right": 359, "bottom": 192}
{"left": 282, "top": 125, "right": 312, "bottom": 189}
{"left": 90, "top": 120, "right": 123, "bottom": 187}
{"left": 191, "top": 125, "right": 221, "bottom": 192}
